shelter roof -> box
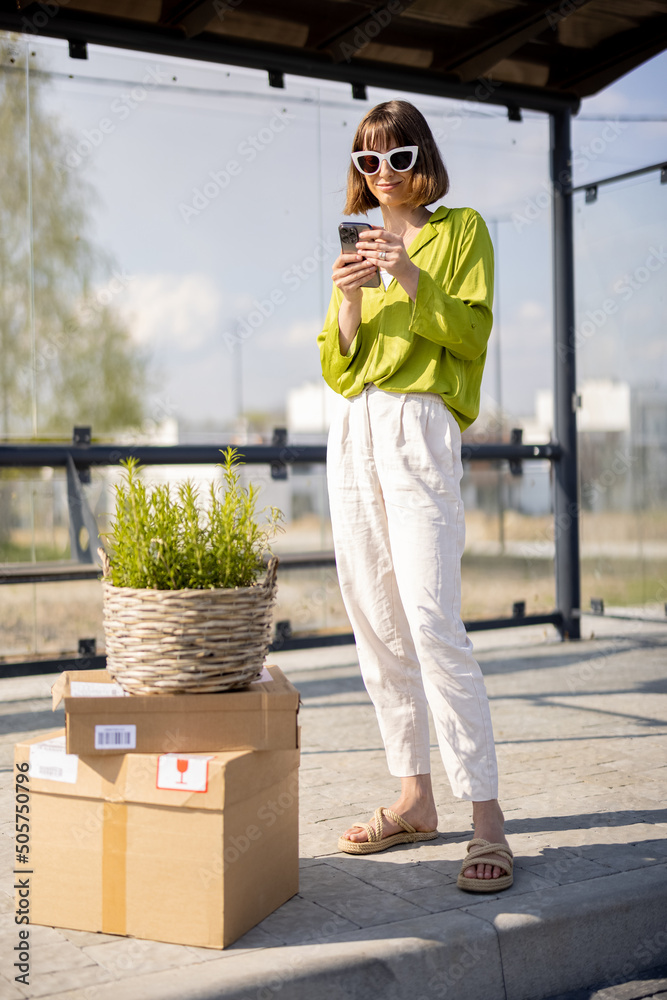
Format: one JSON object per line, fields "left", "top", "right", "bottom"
{"left": 2, "top": 0, "right": 667, "bottom": 112}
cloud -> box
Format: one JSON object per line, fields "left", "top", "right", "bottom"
{"left": 118, "top": 273, "right": 223, "bottom": 351}
{"left": 518, "top": 299, "right": 548, "bottom": 322}
{"left": 286, "top": 319, "right": 319, "bottom": 346}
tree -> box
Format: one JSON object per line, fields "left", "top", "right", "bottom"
{"left": 0, "top": 33, "right": 150, "bottom": 438}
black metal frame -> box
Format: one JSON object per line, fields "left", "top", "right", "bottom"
{"left": 0, "top": 434, "right": 565, "bottom": 674}
{"left": 0, "top": 4, "right": 581, "bottom": 115}
{"left": 0, "top": 440, "right": 560, "bottom": 471}
{"left": 0, "top": 10, "right": 615, "bottom": 674}
{"left": 551, "top": 108, "right": 581, "bottom": 640}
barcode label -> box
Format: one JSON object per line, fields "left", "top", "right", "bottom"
{"left": 38, "top": 765, "right": 65, "bottom": 777}
{"left": 29, "top": 737, "right": 79, "bottom": 783}
{"left": 94, "top": 725, "right": 136, "bottom": 749}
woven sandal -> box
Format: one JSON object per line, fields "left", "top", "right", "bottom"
{"left": 337, "top": 806, "right": 438, "bottom": 855}
{"left": 457, "top": 838, "right": 513, "bottom": 892}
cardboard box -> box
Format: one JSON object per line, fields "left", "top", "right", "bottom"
{"left": 16, "top": 730, "right": 299, "bottom": 949}
{"left": 52, "top": 664, "right": 300, "bottom": 755}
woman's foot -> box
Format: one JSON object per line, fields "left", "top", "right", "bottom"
{"left": 340, "top": 773, "right": 438, "bottom": 845}
{"left": 464, "top": 799, "right": 510, "bottom": 880}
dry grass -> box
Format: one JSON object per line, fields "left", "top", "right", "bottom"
{"left": 2, "top": 511, "right": 666, "bottom": 661}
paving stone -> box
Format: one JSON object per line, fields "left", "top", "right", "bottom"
{"left": 30, "top": 940, "right": 99, "bottom": 976}
{"left": 296, "top": 863, "right": 429, "bottom": 926}
{"left": 17, "top": 963, "right": 117, "bottom": 999}
{"left": 515, "top": 849, "right": 616, "bottom": 883}
{"left": 216, "top": 921, "right": 286, "bottom": 953}
{"left": 183, "top": 923, "right": 284, "bottom": 961}
{"left": 569, "top": 843, "right": 666, "bottom": 872}
{"left": 82, "top": 938, "right": 199, "bottom": 977}
{"left": 324, "top": 856, "right": 456, "bottom": 894}
{"left": 0, "top": 972, "right": 30, "bottom": 1000}
{"left": 3, "top": 629, "right": 667, "bottom": 999}
{"left": 0, "top": 931, "right": 93, "bottom": 982}
{"left": 253, "top": 895, "right": 359, "bottom": 944}
{"left": 58, "top": 928, "right": 138, "bottom": 948}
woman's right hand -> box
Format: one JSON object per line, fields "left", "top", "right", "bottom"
{"left": 332, "top": 252, "right": 377, "bottom": 301}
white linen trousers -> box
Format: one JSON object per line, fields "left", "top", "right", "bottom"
{"left": 327, "top": 385, "right": 499, "bottom": 801}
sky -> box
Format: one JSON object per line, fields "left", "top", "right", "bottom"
{"left": 14, "top": 32, "right": 667, "bottom": 432}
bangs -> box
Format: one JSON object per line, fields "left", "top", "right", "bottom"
{"left": 357, "top": 124, "right": 403, "bottom": 152}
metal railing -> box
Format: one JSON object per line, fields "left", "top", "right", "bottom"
{"left": 0, "top": 426, "right": 565, "bottom": 677}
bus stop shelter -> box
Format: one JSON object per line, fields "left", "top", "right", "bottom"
{"left": 1, "top": 0, "right": 666, "bottom": 654}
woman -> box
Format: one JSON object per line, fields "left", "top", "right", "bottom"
{"left": 317, "top": 100, "right": 512, "bottom": 891}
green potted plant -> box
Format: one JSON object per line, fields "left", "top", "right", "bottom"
{"left": 99, "top": 448, "right": 284, "bottom": 695}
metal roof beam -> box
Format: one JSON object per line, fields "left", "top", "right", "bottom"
{"left": 548, "top": 14, "right": 667, "bottom": 97}
{"left": 317, "top": 0, "right": 418, "bottom": 64}
{"left": 0, "top": 7, "right": 580, "bottom": 112}
{"left": 159, "top": 1, "right": 220, "bottom": 39}
{"left": 435, "top": 0, "right": 598, "bottom": 81}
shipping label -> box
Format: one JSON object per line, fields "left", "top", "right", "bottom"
{"left": 29, "top": 736, "right": 79, "bottom": 783}
{"left": 70, "top": 681, "right": 128, "bottom": 698}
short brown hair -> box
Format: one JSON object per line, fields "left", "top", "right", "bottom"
{"left": 343, "top": 100, "right": 449, "bottom": 216}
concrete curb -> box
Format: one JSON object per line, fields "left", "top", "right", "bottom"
{"left": 465, "top": 863, "right": 667, "bottom": 1000}
{"left": 43, "top": 865, "right": 667, "bottom": 1000}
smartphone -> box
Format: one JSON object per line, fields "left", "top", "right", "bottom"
{"left": 338, "top": 222, "right": 381, "bottom": 288}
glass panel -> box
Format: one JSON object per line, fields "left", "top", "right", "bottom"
{"left": 2, "top": 580, "right": 103, "bottom": 661}
{"left": 0, "top": 35, "right": 32, "bottom": 437}
{"left": 574, "top": 172, "right": 667, "bottom": 616}
{"left": 461, "top": 458, "right": 555, "bottom": 621}
{"left": 0, "top": 31, "right": 558, "bottom": 663}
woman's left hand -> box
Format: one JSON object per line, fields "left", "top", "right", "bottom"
{"left": 356, "top": 228, "right": 420, "bottom": 300}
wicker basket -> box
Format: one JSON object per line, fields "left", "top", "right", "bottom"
{"left": 101, "top": 556, "right": 279, "bottom": 695}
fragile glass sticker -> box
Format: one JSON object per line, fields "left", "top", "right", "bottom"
{"left": 29, "top": 736, "right": 79, "bottom": 783}
{"left": 70, "top": 681, "right": 128, "bottom": 698}
{"left": 94, "top": 725, "right": 136, "bottom": 750}
{"left": 156, "top": 754, "right": 214, "bottom": 792}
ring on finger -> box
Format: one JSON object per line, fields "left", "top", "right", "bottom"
{"left": 379, "top": 251, "right": 387, "bottom": 260}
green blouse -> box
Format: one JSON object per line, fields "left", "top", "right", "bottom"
{"left": 318, "top": 205, "right": 494, "bottom": 431}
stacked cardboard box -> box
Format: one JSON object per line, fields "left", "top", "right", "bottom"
{"left": 16, "top": 665, "right": 300, "bottom": 949}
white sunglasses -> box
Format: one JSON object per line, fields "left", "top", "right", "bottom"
{"left": 351, "top": 145, "right": 418, "bottom": 175}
